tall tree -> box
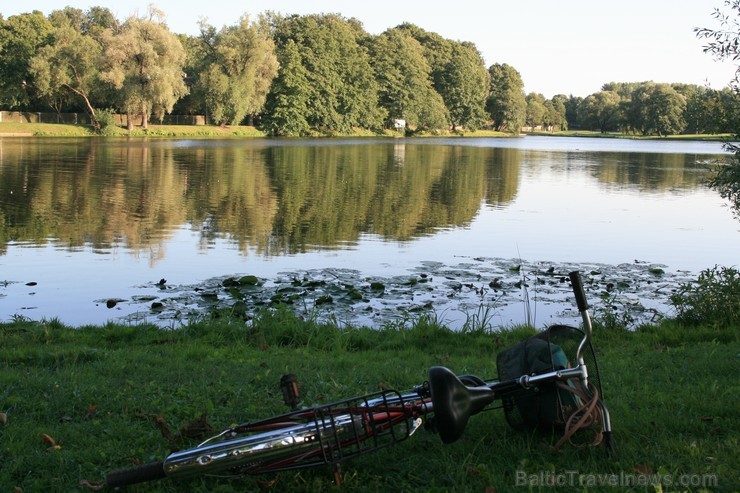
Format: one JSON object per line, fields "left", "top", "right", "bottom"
{"left": 267, "top": 13, "right": 382, "bottom": 135}
{"left": 99, "top": 7, "right": 187, "bottom": 129}
{"left": 0, "top": 11, "right": 53, "bottom": 109}
{"left": 486, "top": 63, "right": 526, "bottom": 132}
{"left": 525, "top": 92, "right": 547, "bottom": 128}
{"left": 543, "top": 98, "right": 567, "bottom": 131}
{"left": 261, "top": 39, "right": 311, "bottom": 136}
{"left": 579, "top": 90, "right": 622, "bottom": 132}
{"left": 29, "top": 23, "right": 103, "bottom": 126}
{"left": 627, "top": 83, "right": 686, "bottom": 136}
{"left": 368, "top": 28, "right": 448, "bottom": 131}
{"left": 198, "top": 15, "right": 278, "bottom": 126}
{"left": 399, "top": 24, "right": 489, "bottom": 131}
{"left": 435, "top": 41, "right": 489, "bottom": 131}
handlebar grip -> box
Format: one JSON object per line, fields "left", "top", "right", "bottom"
{"left": 568, "top": 271, "right": 589, "bottom": 312}
{"left": 106, "top": 460, "right": 166, "bottom": 487}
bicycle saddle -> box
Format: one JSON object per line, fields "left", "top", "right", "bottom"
{"left": 429, "top": 366, "right": 495, "bottom": 444}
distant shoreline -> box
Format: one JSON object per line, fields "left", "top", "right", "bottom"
{"left": 0, "top": 122, "right": 733, "bottom": 141}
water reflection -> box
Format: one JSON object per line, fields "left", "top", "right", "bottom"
{"left": 0, "top": 137, "right": 726, "bottom": 263}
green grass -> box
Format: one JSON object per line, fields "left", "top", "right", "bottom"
{"left": 0, "top": 121, "right": 268, "bottom": 138}
{"left": 1, "top": 310, "right": 737, "bottom": 492}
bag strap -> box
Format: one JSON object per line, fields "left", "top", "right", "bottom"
{"left": 553, "top": 381, "right": 603, "bottom": 450}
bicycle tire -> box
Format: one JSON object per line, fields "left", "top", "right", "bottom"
{"left": 106, "top": 460, "right": 166, "bottom": 487}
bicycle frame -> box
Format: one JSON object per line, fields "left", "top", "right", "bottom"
{"left": 105, "top": 271, "right": 613, "bottom": 488}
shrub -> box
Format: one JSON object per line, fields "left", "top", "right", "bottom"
{"left": 670, "top": 265, "right": 739, "bottom": 327}
{"left": 95, "top": 108, "right": 118, "bottom": 135}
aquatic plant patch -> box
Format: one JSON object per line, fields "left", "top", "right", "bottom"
{"left": 113, "top": 258, "right": 696, "bottom": 330}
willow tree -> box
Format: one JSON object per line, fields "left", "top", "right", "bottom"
{"left": 198, "top": 15, "right": 278, "bottom": 126}
{"left": 99, "top": 7, "right": 187, "bottom": 129}
{"left": 29, "top": 24, "right": 102, "bottom": 127}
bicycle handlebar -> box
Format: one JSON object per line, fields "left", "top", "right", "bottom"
{"left": 568, "top": 271, "right": 589, "bottom": 312}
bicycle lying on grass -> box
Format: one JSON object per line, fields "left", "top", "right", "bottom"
{"left": 105, "top": 271, "right": 614, "bottom": 488}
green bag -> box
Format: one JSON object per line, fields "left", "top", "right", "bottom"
{"left": 496, "top": 326, "right": 581, "bottom": 430}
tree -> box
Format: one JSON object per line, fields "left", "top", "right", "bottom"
{"left": 399, "top": 25, "right": 489, "bottom": 131}
{"left": 627, "top": 83, "right": 686, "bottom": 136}
{"left": 29, "top": 23, "right": 103, "bottom": 126}
{"left": 0, "top": 11, "right": 53, "bottom": 109}
{"left": 696, "top": 0, "right": 740, "bottom": 217}
{"left": 486, "top": 63, "right": 526, "bottom": 132}
{"left": 695, "top": 0, "right": 740, "bottom": 85}
{"left": 99, "top": 7, "right": 187, "bottom": 129}
{"left": 564, "top": 95, "right": 583, "bottom": 130}
{"left": 544, "top": 96, "right": 567, "bottom": 131}
{"left": 197, "top": 15, "right": 278, "bottom": 126}
{"left": 368, "top": 28, "right": 447, "bottom": 131}
{"left": 435, "top": 42, "right": 489, "bottom": 131}
{"left": 525, "top": 92, "right": 547, "bottom": 129}
{"left": 267, "top": 14, "right": 383, "bottom": 135}
{"left": 579, "top": 90, "right": 622, "bottom": 132}
{"left": 261, "top": 39, "right": 311, "bottom": 136}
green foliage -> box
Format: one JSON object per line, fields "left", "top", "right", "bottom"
{"left": 578, "top": 90, "right": 622, "bottom": 133}
{"left": 486, "top": 63, "right": 526, "bottom": 132}
{"left": 368, "top": 28, "right": 447, "bottom": 131}
{"left": 29, "top": 24, "right": 102, "bottom": 123}
{"left": 670, "top": 265, "right": 739, "bottom": 327}
{"left": 260, "top": 39, "right": 312, "bottom": 136}
{"left": 4, "top": 6, "right": 738, "bottom": 138}
{"left": 197, "top": 16, "right": 278, "bottom": 126}
{"left": 0, "top": 11, "right": 53, "bottom": 109}
{"left": 265, "top": 14, "right": 383, "bottom": 136}
{"left": 94, "top": 107, "right": 117, "bottom": 135}
{"left": 98, "top": 7, "right": 188, "bottom": 129}
{"left": 694, "top": 0, "right": 740, "bottom": 85}
{"left": 707, "top": 144, "right": 740, "bottom": 218}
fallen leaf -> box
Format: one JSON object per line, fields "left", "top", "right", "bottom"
{"left": 180, "top": 413, "right": 215, "bottom": 439}
{"left": 256, "top": 476, "right": 279, "bottom": 490}
{"left": 79, "top": 479, "right": 106, "bottom": 491}
{"left": 41, "top": 434, "right": 56, "bottom": 447}
{"left": 633, "top": 464, "right": 653, "bottom": 475}
{"left": 140, "top": 413, "right": 173, "bottom": 441}
{"left": 0, "top": 412, "right": 7, "bottom": 425}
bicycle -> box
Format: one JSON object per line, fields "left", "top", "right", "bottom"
{"left": 105, "top": 271, "right": 614, "bottom": 488}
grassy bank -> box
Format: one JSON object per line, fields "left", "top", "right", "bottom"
{"left": 1, "top": 310, "right": 737, "bottom": 492}
{"left": 2, "top": 122, "right": 731, "bottom": 141}
{"left": 525, "top": 130, "right": 734, "bottom": 142}
{"left": 0, "top": 122, "right": 267, "bottom": 138}
{"left": 0, "top": 121, "right": 508, "bottom": 138}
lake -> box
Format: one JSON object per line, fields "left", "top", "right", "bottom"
{"left": 0, "top": 136, "right": 736, "bottom": 329}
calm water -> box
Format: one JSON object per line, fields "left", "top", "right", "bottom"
{"left": 0, "top": 136, "right": 736, "bottom": 328}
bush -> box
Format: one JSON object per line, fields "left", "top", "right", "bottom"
{"left": 670, "top": 265, "right": 739, "bottom": 327}
{"left": 95, "top": 108, "right": 118, "bottom": 135}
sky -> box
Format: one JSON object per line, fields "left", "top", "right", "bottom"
{"left": 3, "top": 0, "right": 737, "bottom": 98}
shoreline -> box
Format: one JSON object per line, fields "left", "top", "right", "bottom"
{"left": 0, "top": 122, "right": 733, "bottom": 141}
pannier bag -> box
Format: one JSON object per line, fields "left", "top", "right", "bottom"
{"left": 496, "top": 325, "right": 604, "bottom": 448}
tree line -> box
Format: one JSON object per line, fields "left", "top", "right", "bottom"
{"left": 0, "top": 6, "right": 736, "bottom": 136}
